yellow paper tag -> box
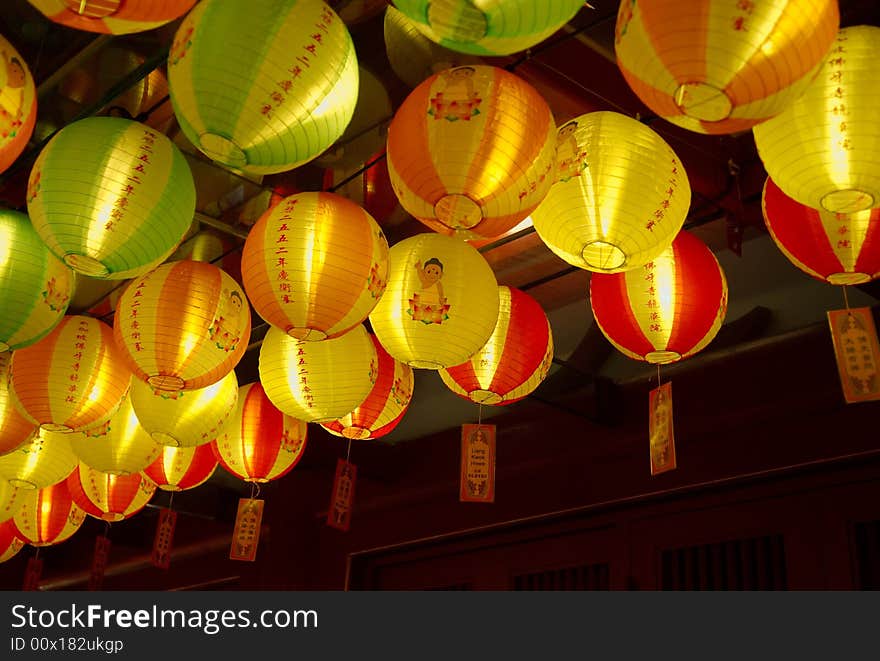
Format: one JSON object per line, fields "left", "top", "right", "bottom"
{"left": 327, "top": 460, "right": 357, "bottom": 532}
{"left": 88, "top": 535, "right": 112, "bottom": 591}
{"left": 152, "top": 508, "right": 177, "bottom": 570}
{"left": 460, "top": 424, "right": 496, "bottom": 502}
{"left": 649, "top": 382, "right": 676, "bottom": 476}
{"left": 229, "top": 498, "right": 264, "bottom": 562}
{"left": 827, "top": 307, "right": 880, "bottom": 403}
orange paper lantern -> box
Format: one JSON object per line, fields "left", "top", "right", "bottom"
{"left": 14, "top": 481, "right": 86, "bottom": 547}
{"left": 27, "top": 0, "right": 197, "bottom": 34}
{"left": 0, "top": 427, "right": 79, "bottom": 490}
{"left": 0, "top": 519, "right": 24, "bottom": 562}
{"left": 143, "top": 444, "right": 218, "bottom": 492}
{"left": 0, "top": 352, "right": 37, "bottom": 455}
{"left": 66, "top": 464, "right": 156, "bottom": 522}
{"left": 0, "top": 33, "right": 36, "bottom": 174}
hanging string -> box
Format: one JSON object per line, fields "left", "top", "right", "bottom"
{"left": 249, "top": 481, "right": 261, "bottom": 502}
{"left": 345, "top": 438, "right": 352, "bottom": 465}
{"left": 168, "top": 490, "right": 175, "bottom": 512}
{"left": 103, "top": 520, "right": 111, "bottom": 539}
{"left": 477, "top": 402, "right": 483, "bottom": 426}
{"left": 656, "top": 363, "right": 661, "bottom": 389}
{"left": 33, "top": 547, "right": 40, "bottom": 560}
{"left": 843, "top": 284, "right": 851, "bottom": 311}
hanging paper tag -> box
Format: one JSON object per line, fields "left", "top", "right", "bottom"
{"left": 460, "top": 424, "right": 496, "bottom": 503}
{"left": 327, "top": 459, "right": 357, "bottom": 532}
{"left": 229, "top": 498, "right": 264, "bottom": 562}
{"left": 22, "top": 556, "right": 43, "bottom": 591}
{"left": 827, "top": 307, "right": 880, "bottom": 403}
{"left": 649, "top": 382, "right": 677, "bottom": 475}
{"left": 151, "top": 508, "right": 177, "bottom": 570}
{"left": 88, "top": 535, "right": 112, "bottom": 591}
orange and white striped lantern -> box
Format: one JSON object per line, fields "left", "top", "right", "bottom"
{"left": 0, "top": 428, "right": 78, "bottom": 490}
{"left": 614, "top": 0, "right": 839, "bottom": 135}
{"left": 67, "top": 464, "right": 156, "bottom": 522}
{"left": 321, "top": 333, "right": 414, "bottom": 440}
{"left": 241, "top": 192, "right": 389, "bottom": 340}
{"left": 0, "top": 352, "right": 37, "bottom": 455}
{"left": 0, "top": 34, "right": 36, "bottom": 175}
{"left": 212, "top": 382, "right": 308, "bottom": 483}
{"left": 763, "top": 177, "right": 880, "bottom": 286}
{"left": 0, "top": 479, "right": 25, "bottom": 522}
{"left": 143, "top": 444, "right": 218, "bottom": 492}
{"left": 369, "top": 232, "right": 500, "bottom": 369}
{"left": 14, "top": 481, "right": 86, "bottom": 547}
{"left": 27, "top": 0, "right": 197, "bottom": 34}
{"left": 114, "top": 261, "right": 252, "bottom": 392}
{"left": 590, "top": 230, "right": 728, "bottom": 364}
{"left": 386, "top": 65, "right": 557, "bottom": 240}
{"left": 9, "top": 315, "right": 131, "bottom": 432}
{"left": 439, "top": 286, "right": 553, "bottom": 405}
{"left": 0, "top": 519, "right": 24, "bottom": 562}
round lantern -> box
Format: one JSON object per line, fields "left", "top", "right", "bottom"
{"left": 242, "top": 192, "right": 388, "bottom": 341}
{"left": 0, "top": 478, "right": 25, "bottom": 522}
{"left": 391, "top": 0, "right": 585, "bottom": 56}
{"left": 439, "top": 286, "right": 554, "bottom": 405}
{"left": 27, "top": 116, "right": 196, "bottom": 279}
{"left": 213, "top": 382, "right": 308, "bottom": 483}
{"left": 0, "top": 34, "right": 36, "bottom": 175}
{"left": 0, "top": 210, "right": 73, "bottom": 352}
{"left": 753, "top": 26, "right": 880, "bottom": 214}
{"left": 27, "top": 0, "right": 196, "bottom": 34}
{"left": 259, "top": 323, "right": 377, "bottom": 423}
{"left": 143, "top": 444, "right": 218, "bottom": 491}
{"left": 0, "top": 429, "right": 78, "bottom": 490}
{"left": 129, "top": 370, "right": 238, "bottom": 448}
{"left": 113, "top": 261, "right": 252, "bottom": 392}
{"left": 763, "top": 177, "right": 880, "bottom": 286}
{"left": 167, "top": 0, "right": 359, "bottom": 175}
{"left": 321, "top": 333, "right": 414, "bottom": 440}
{"left": 590, "top": 230, "right": 728, "bottom": 364}
{"left": 9, "top": 315, "right": 131, "bottom": 432}
{"left": 0, "top": 352, "right": 37, "bottom": 455}
{"left": 368, "top": 232, "right": 500, "bottom": 369}
{"left": 531, "top": 111, "right": 691, "bottom": 273}
{"left": 14, "top": 481, "right": 86, "bottom": 547}
{"left": 67, "top": 464, "right": 156, "bottom": 522}
{"left": 614, "top": 0, "right": 839, "bottom": 135}
{"left": 0, "top": 519, "right": 24, "bottom": 562}
{"left": 386, "top": 64, "right": 557, "bottom": 240}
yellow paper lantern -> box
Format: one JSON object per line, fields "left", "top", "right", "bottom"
{"left": 143, "top": 444, "right": 218, "bottom": 492}
{"left": 753, "top": 25, "right": 880, "bottom": 214}
{"left": 66, "top": 464, "right": 156, "bottom": 522}
{"left": 531, "top": 111, "right": 691, "bottom": 273}
{"left": 167, "top": 0, "right": 359, "bottom": 175}
{"left": 241, "top": 192, "right": 389, "bottom": 341}
{"left": 9, "top": 315, "right": 131, "bottom": 432}
{"left": 27, "top": 0, "right": 197, "bottom": 34}
{"left": 259, "top": 323, "right": 377, "bottom": 423}
{"left": 0, "top": 33, "right": 37, "bottom": 175}
{"left": 386, "top": 65, "right": 557, "bottom": 240}
{"left": 614, "top": 0, "right": 839, "bottom": 135}
{"left": 0, "top": 428, "right": 78, "bottom": 490}
{"left": 0, "top": 519, "right": 24, "bottom": 562}
{"left": 369, "top": 232, "right": 500, "bottom": 369}
{"left": 14, "top": 481, "right": 86, "bottom": 547}
{"left": 113, "top": 261, "right": 252, "bottom": 392}
{"left": 0, "top": 478, "right": 25, "bottom": 522}
{"left": 0, "top": 352, "right": 37, "bottom": 455}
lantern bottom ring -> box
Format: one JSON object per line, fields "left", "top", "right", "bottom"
{"left": 199, "top": 133, "right": 247, "bottom": 169}
{"left": 434, "top": 194, "right": 483, "bottom": 229}
{"left": 340, "top": 426, "right": 371, "bottom": 440}
{"left": 820, "top": 188, "right": 875, "bottom": 214}
{"left": 63, "top": 253, "right": 109, "bottom": 278}
{"left": 583, "top": 240, "right": 626, "bottom": 271}
{"left": 673, "top": 81, "right": 732, "bottom": 122}
{"left": 828, "top": 272, "right": 872, "bottom": 286}
{"left": 70, "top": 0, "right": 121, "bottom": 18}
{"left": 148, "top": 374, "right": 186, "bottom": 391}
{"left": 40, "top": 422, "right": 72, "bottom": 432}
{"left": 7, "top": 478, "right": 38, "bottom": 490}
{"left": 468, "top": 389, "right": 503, "bottom": 405}
{"left": 645, "top": 350, "right": 682, "bottom": 364}
{"left": 151, "top": 430, "right": 182, "bottom": 447}
{"left": 101, "top": 512, "right": 126, "bottom": 522}
{"left": 287, "top": 326, "right": 328, "bottom": 341}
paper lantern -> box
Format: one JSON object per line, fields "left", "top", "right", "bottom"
{"left": 369, "top": 233, "right": 500, "bottom": 369}
{"left": 129, "top": 370, "right": 238, "bottom": 448}
{"left": 27, "top": 0, "right": 197, "bottom": 34}
{"left": 10, "top": 315, "right": 131, "bottom": 432}
{"left": 259, "top": 323, "right": 377, "bottom": 423}
{"left": 14, "top": 481, "right": 86, "bottom": 547}
{"left": 386, "top": 65, "right": 557, "bottom": 240}
{"left": 590, "top": 230, "right": 728, "bottom": 364}
{"left": 0, "top": 519, "right": 24, "bottom": 562}
{"left": 242, "top": 192, "right": 388, "bottom": 340}
{"left": 114, "top": 261, "right": 252, "bottom": 392}
{"left": 143, "top": 444, "right": 218, "bottom": 492}
{"left": 213, "top": 382, "right": 308, "bottom": 483}
{"left": 531, "top": 111, "right": 691, "bottom": 273}
{"left": 0, "top": 478, "right": 25, "bottom": 522}
{"left": 0, "top": 34, "right": 36, "bottom": 175}
{"left": 167, "top": 0, "right": 359, "bottom": 175}
{"left": 614, "top": 0, "right": 839, "bottom": 135}
{"left": 753, "top": 26, "right": 880, "bottom": 214}
{"left": 67, "top": 464, "right": 156, "bottom": 522}
{"left": 0, "top": 429, "right": 78, "bottom": 490}
{"left": 439, "top": 286, "right": 553, "bottom": 405}
{"left": 0, "top": 352, "right": 37, "bottom": 455}
{"left": 391, "top": 0, "right": 585, "bottom": 56}
{"left": 27, "top": 116, "right": 196, "bottom": 279}
{"left": 321, "top": 334, "right": 414, "bottom": 439}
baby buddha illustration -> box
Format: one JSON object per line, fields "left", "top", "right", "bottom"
{"left": 209, "top": 289, "right": 245, "bottom": 352}
{"left": 429, "top": 66, "right": 482, "bottom": 122}
{"left": 408, "top": 257, "right": 451, "bottom": 325}
{"left": 555, "top": 120, "right": 588, "bottom": 183}
{"left": 0, "top": 50, "right": 26, "bottom": 141}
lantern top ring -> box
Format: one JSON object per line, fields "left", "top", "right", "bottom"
{"left": 583, "top": 240, "right": 627, "bottom": 271}
{"left": 821, "top": 189, "right": 875, "bottom": 214}
{"left": 434, "top": 194, "right": 483, "bottom": 229}
{"left": 199, "top": 133, "right": 247, "bottom": 169}
{"left": 645, "top": 350, "right": 682, "bottom": 364}
{"left": 673, "top": 82, "right": 732, "bottom": 122}
{"left": 64, "top": 253, "right": 109, "bottom": 277}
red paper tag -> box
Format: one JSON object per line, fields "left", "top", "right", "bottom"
{"left": 88, "top": 535, "right": 112, "bottom": 591}
{"left": 828, "top": 307, "right": 880, "bottom": 403}
{"left": 22, "top": 556, "right": 42, "bottom": 592}
{"left": 649, "top": 382, "right": 677, "bottom": 475}
{"left": 327, "top": 459, "right": 357, "bottom": 532}
{"left": 460, "top": 424, "right": 496, "bottom": 502}
{"left": 151, "top": 508, "right": 177, "bottom": 570}
{"left": 229, "top": 498, "right": 264, "bottom": 562}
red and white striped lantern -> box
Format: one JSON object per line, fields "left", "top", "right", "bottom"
{"left": 143, "top": 444, "right": 218, "bottom": 492}
{"left": 14, "top": 481, "right": 86, "bottom": 547}
{"left": 27, "top": 0, "right": 197, "bottom": 34}
{"left": 0, "top": 519, "right": 24, "bottom": 562}
{"left": 66, "top": 464, "right": 156, "bottom": 522}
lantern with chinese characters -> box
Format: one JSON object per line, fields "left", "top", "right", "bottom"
{"left": 369, "top": 233, "right": 500, "bottom": 369}
{"left": 0, "top": 352, "right": 36, "bottom": 455}
{"left": 241, "top": 192, "right": 389, "bottom": 340}
{"left": 590, "top": 230, "right": 728, "bottom": 364}
{"left": 67, "top": 464, "right": 156, "bottom": 522}
{"left": 391, "top": 0, "right": 585, "bottom": 56}
{"left": 167, "top": 0, "right": 359, "bottom": 175}
{"left": 0, "top": 479, "right": 25, "bottom": 522}
{"left": 614, "top": 0, "right": 839, "bottom": 135}
{"left": 387, "top": 65, "right": 557, "bottom": 240}
{"left": 143, "top": 444, "right": 218, "bottom": 491}
{"left": 531, "top": 111, "right": 691, "bottom": 273}
{"left": 439, "top": 286, "right": 553, "bottom": 405}
{"left": 0, "top": 33, "right": 36, "bottom": 175}
{"left": 9, "top": 315, "right": 131, "bottom": 432}
{"left": 27, "top": 117, "right": 196, "bottom": 279}
{"left": 212, "top": 382, "right": 308, "bottom": 483}
{"left": 259, "top": 323, "right": 377, "bottom": 423}
{"left": 321, "top": 334, "right": 414, "bottom": 439}
{"left": 114, "top": 261, "right": 252, "bottom": 392}
{"left": 14, "top": 481, "right": 86, "bottom": 547}
{"left": 762, "top": 177, "right": 880, "bottom": 285}
{"left": 129, "top": 370, "right": 238, "bottom": 447}
{"left": 753, "top": 26, "right": 880, "bottom": 214}
{"left": 0, "top": 519, "right": 24, "bottom": 562}
{"left": 27, "top": 0, "right": 197, "bottom": 34}
{"left": 0, "top": 428, "right": 78, "bottom": 490}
